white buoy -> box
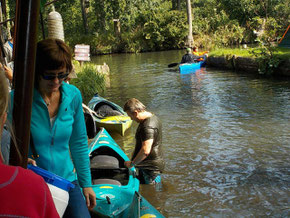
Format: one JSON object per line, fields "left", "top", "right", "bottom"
{"left": 48, "top": 10, "right": 64, "bottom": 41}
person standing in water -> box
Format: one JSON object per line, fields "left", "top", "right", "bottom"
{"left": 123, "top": 98, "right": 165, "bottom": 186}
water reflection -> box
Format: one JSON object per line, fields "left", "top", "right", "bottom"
{"left": 91, "top": 51, "right": 290, "bottom": 217}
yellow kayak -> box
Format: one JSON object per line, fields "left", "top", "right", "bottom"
{"left": 98, "top": 115, "right": 132, "bottom": 136}
{"left": 86, "top": 94, "right": 132, "bottom": 136}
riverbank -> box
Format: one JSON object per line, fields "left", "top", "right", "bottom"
{"left": 206, "top": 56, "right": 290, "bottom": 77}
{"left": 207, "top": 46, "right": 290, "bottom": 77}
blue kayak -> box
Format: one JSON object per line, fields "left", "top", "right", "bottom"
{"left": 89, "top": 128, "right": 165, "bottom": 218}
{"left": 179, "top": 60, "right": 206, "bottom": 74}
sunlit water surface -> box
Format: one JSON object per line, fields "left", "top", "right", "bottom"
{"left": 92, "top": 50, "right": 290, "bottom": 217}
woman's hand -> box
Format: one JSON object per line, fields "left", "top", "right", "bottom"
{"left": 83, "top": 187, "right": 96, "bottom": 210}
{"left": 27, "top": 158, "right": 37, "bottom": 166}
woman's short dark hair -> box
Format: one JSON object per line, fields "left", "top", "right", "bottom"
{"left": 35, "top": 38, "right": 72, "bottom": 87}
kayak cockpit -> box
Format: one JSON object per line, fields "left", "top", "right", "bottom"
{"left": 90, "top": 147, "right": 130, "bottom": 186}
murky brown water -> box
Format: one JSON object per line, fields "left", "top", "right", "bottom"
{"left": 92, "top": 50, "right": 290, "bottom": 217}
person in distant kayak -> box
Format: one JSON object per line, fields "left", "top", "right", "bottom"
{"left": 123, "top": 98, "right": 165, "bottom": 187}
{"left": 180, "top": 47, "right": 206, "bottom": 64}
{"left": 192, "top": 46, "right": 209, "bottom": 56}
{"left": 0, "top": 71, "right": 59, "bottom": 217}
{"left": 180, "top": 48, "right": 196, "bottom": 64}
{"left": 192, "top": 46, "right": 209, "bottom": 61}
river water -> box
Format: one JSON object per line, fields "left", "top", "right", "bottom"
{"left": 91, "top": 50, "right": 290, "bottom": 217}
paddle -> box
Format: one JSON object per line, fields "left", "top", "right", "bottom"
{"left": 168, "top": 58, "right": 203, "bottom": 68}
{"left": 168, "top": 62, "right": 179, "bottom": 68}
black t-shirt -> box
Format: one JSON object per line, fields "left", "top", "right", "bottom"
{"left": 181, "top": 53, "right": 202, "bottom": 64}
{"left": 181, "top": 53, "right": 195, "bottom": 63}
{"left": 132, "top": 114, "right": 165, "bottom": 172}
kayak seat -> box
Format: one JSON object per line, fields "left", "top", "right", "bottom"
{"left": 94, "top": 103, "right": 122, "bottom": 117}
{"left": 92, "top": 178, "right": 121, "bottom": 186}
{"left": 90, "top": 155, "right": 119, "bottom": 169}
{"left": 90, "top": 154, "right": 129, "bottom": 185}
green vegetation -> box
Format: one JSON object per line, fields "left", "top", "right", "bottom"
{"left": 70, "top": 62, "right": 106, "bottom": 104}
{"left": 250, "top": 44, "right": 289, "bottom": 75}
{"left": 5, "top": 0, "right": 289, "bottom": 54}
{"left": 5, "top": 0, "right": 290, "bottom": 76}
{"left": 210, "top": 46, "right": 290, "bottom": 74}
{"left": 210, "top": 48, "right": 255, "bottom": 58}
{"left": 210, "top": 47, "right": 290, "bottom": 60}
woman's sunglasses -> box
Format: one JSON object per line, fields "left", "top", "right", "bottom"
{"left": 41, "top": 72, "right": 69, "bottom": 80}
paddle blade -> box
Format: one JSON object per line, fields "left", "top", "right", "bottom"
{"left": 168, "top": 63, "right": 179, "bottom": 68}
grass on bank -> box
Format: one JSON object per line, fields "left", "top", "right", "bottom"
{"left": 210, "top": 47, "right": 290, "bottom": 60}
{"left": 70, "top": 62, "right": 106, "bottom": 104}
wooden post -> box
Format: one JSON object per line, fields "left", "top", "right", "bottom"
{"left": 113, "top": 19, "right": 121, "bottom": 35}
{"left": 9, "top": 0, "right": 40, "bottom": 167}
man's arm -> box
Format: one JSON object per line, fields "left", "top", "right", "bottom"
{"left": 125, "top": 139, "right": 153, "bottom": 168}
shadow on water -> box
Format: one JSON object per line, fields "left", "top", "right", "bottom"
{"left": 91, "top": 50, "right": 290, "bottom": 217}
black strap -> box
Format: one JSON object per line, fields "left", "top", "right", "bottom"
{"left": 30, "top": 132, "right": 39, "bottom": 159}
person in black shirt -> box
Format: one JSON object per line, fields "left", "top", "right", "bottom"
{"left": 123, "top": 98, "right": 164, "bottom": 186}
{"left": 180, "top": 47, "right": 206, "bottom": 64}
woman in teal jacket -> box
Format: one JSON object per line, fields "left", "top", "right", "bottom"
{"left": 10, "top": 39, "right": 96, "bottom": 217}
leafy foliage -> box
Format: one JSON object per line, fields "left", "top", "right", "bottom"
{"left": 70, "top": 63, "right": 106, "bottom": 104}
{"left": 250, "top": 41, "right": 282, "bottom": 75}
{"left": 5, "top": 0, "right": 290, "bottom": 53}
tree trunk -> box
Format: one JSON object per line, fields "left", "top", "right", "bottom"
{"left": 186, "top": 0, "right": 194, "bottom": 47}
{"left": 172, "top": 0, "right": 176, "bottom": 10}
{"left": 80, "top": 0, "right": 88, "bottom": 34}
{"left": 0, "top": 0, "right": 7, "bottom": 19}
{"left": 172, "top": 0, "right": 181, "bottom": 10}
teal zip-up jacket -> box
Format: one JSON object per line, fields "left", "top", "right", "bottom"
{"left": 9, "top": 82, "right": 92, "bottom": 188}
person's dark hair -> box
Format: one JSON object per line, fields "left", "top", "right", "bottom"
{"left": 123, "top": 98, "right": 146, "bottom": 113}
{"left": 35, "top": 38, "right": 73, "bottom": 88}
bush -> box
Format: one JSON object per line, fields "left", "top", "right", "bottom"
{"left": 70, "top": 63, "right": 106, "bottom": 104}
{"left": 250, "top": 44, "right": 282, "bottom": 75}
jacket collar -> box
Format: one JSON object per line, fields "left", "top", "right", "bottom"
{"left": 34, "top": 82, "right": 73, "bottom": 107}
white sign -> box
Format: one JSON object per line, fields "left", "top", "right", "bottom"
{"left": 74, "top": 44, "right": 90, "bottom": 61}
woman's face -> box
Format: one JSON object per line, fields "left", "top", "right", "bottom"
{"left": 39, "top": 67, "right": 68, "bottom": 93}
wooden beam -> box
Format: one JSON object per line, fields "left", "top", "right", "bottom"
{"left": 9, "top": 0, "right": 40, "bottom": 167}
